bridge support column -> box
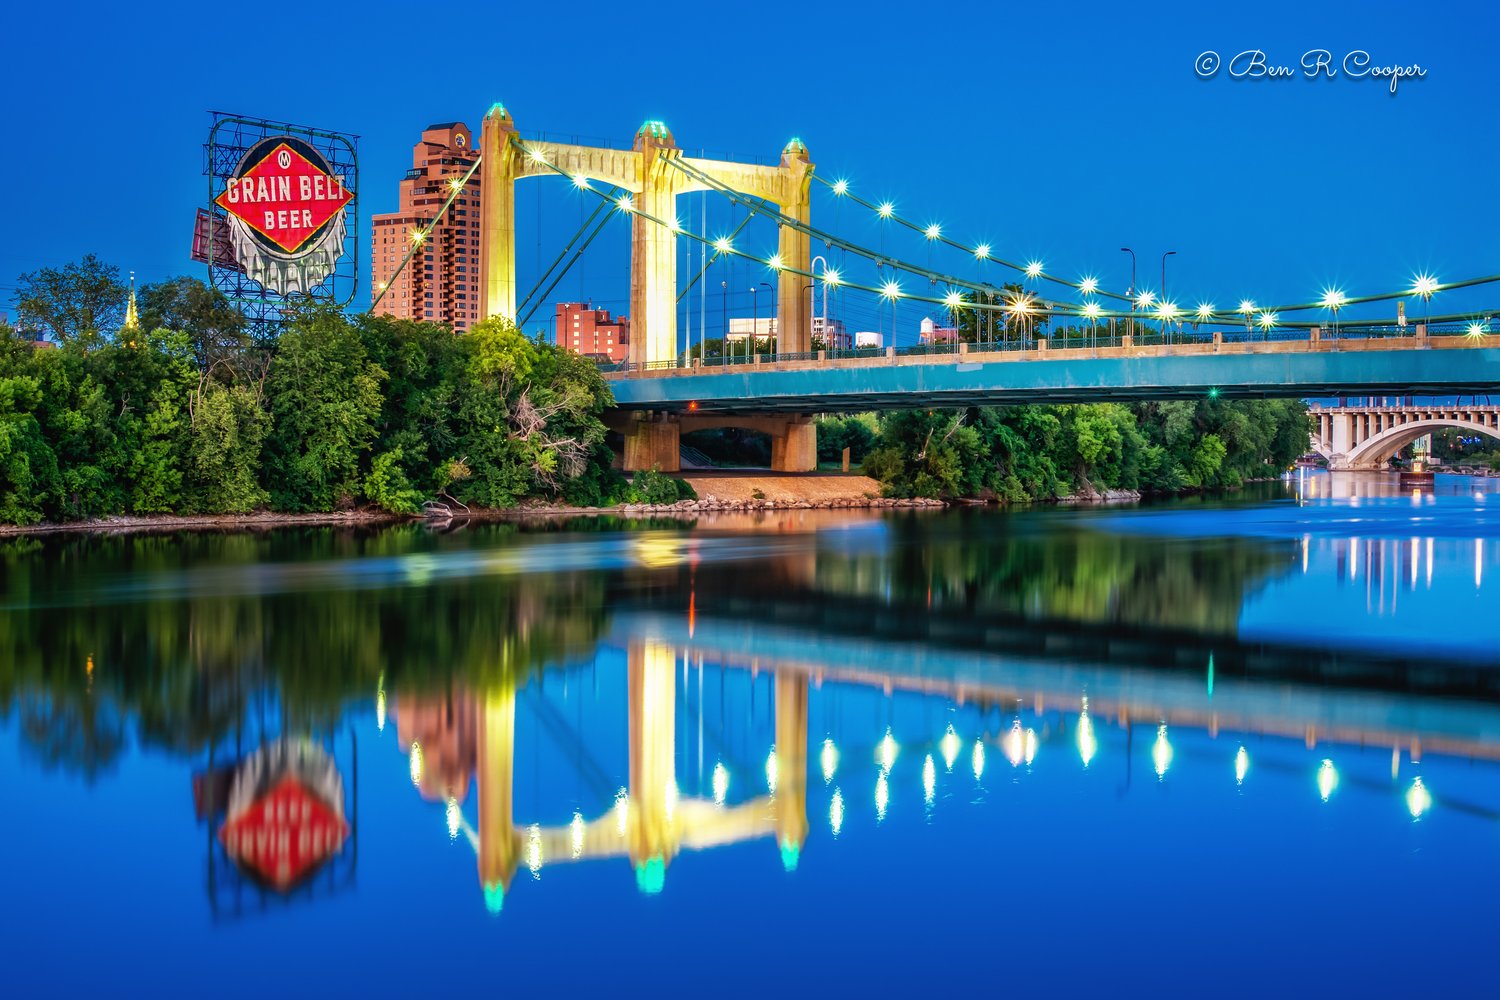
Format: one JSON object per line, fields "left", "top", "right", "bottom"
{"left": 479, "top": 104, "right": 520, "bottom": 323}
{"left": 771, "top": 420, "right": 817, "bottom": 473}
{"left": 631, "top": 129, "right": 678, "bottom": 365}
{"left": 776, "top": 143, "right": 815, "bottom": 355}
{"left": 622, "top": 414, "right": 681, "bottom": 473}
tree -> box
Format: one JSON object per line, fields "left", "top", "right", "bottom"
{"left": 262, "top": 306, "right": 385, "bottom": 511}
{"left": 13, "top": 254, "right": 127, "bottom": 346}
{"left": 137, "top": 276, "right": 248, "bottom": 371}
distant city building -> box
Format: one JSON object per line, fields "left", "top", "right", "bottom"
{"left": 370, "top": 122, "right": 482, "bottom": 332}
{"left": 555, "top": 302, "right": 630, "bottom": 362}
{"left": 854, "top": 330, "right": 884, "bottom": 349}
{"left": 811, "top": 316, "right": 850, "bottom": 350}
{"left": 918, "top": 316, "right": 959, "bottom": 344}
{"left": 727, "top": 316, "right": 778, "bottom": 348}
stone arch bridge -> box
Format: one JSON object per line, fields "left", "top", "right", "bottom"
{"left": 1310, "top": 402, "right": 1500, "bottom": 471}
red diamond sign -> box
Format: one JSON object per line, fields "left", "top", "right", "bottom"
{"left": 214, "top": 141, "right": 353, "bottom": 254}
{"left": 218, "top": 775, "right": 350, "bottom": 890}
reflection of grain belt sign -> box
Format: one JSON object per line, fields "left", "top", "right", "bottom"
{"left": 218, "top": 739, "right": 350, "bottom": 891}
{"left": 213, "top": 135, "right": 354, "bottom": 295}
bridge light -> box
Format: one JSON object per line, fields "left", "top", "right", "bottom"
{"left": 1238, "top": 299, "right": 1255, "bottom": 315}
{"left": 1468, "top": 322, "right": 1487, "bottom": 338}
{"left": 713, "top": 236, "right": 733, "bottom": 255}
{"left": 408, "top": 741, "right": 424, "bottom": 786}
{"left": 878, "top": 728, "right": 899, "bottom": 773}
{"left": 616, "top": 194, "right": 634, "bottom": 213}
{"left": 943, "top": 290, "right": 965, "bottom": 310}
{"left": 448, "top": 177, "right": 466, "bottom": 192}
{"left": 1025, "top": 259, "right": 1044, "bottom": 279}
{"left": 877, "top": 201, "right": 895, "bottom": 219}
{"left": 1077, "top": 703, "right": 1097, "bottom": 767}
{"left": 713, "top": 761, "right": 729, "bottom": 804}
{"left": 1008, "top": 292, "right": 1034, "bottom": 315}
{"left": 1407, "top": 777, "right": 1432, "bottom": 819}
{"left": 821, "top": 738, "right": 839, "bottom": 784}
{"left": 1197, "top": 303, "right": 1214, "bottom": 320}
{"left": 1134, "top": 290, "right": 1155, "bottom": 310}
{"left": 822, "top": 268, "right": 841, "bottom": 287}
{"left": 1083, "top": 302, "right": 1102, "bottom": 320}
{"left": 377, "top": 281, "right": 387, "bottom": 292}
{"left": 1317, "top": 759, "right": 1339, "bottom": 801}
{"left": 1235, "top": 746, "right": 1250, "bottom": 785}
{"left": 1152, "top": 725, "right": 1173, "bottom": 778}
{"left": 525, "top": 145, "right": 546, "bottom": 164}
{"left": 1258, "top": 311, "right": 1277, "bottom": 331}
{"left": 925, "top": 223, "right": 942, "bottom": 241}
{"left": 1412, "top": 273, "right": 1439, "bottom": 299}
{"left": 570, "top": 812, "right": 586, "bottom": 858}
{"left": 940, "top": 725, "right": 961, "bottom": 772}
{"left": 975, "top": 243, "right": 991, "bottom": 260}
{"left": 1079, "top": 276, "right": 1098, "bottom": 295}
{"left": 1208, "top": 387, "right": 1221, "bottom": 399}
{"left": 880, "top": 280, "right": 903, "bottom": 300}
{"left": 767, "top": 253, "right": 785, "bottom": 271}
{"left": 571, "top": 174, "right": 590, "bottom": 190}
{"left": 668, "top": 216, "right": 682, "bottom": 233}
{"left": 411, "top": 229, "right": 426, "bottom": 244}
{"left": 1156, "top": 300, "right": 1179, "bottom": 320}
{"left": 1321, "top": 288, "right": 1347, "bottom": 310}
{"left": 832, "top": 178, "right": 849, "bottom": 196}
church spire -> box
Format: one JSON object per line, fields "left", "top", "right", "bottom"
{"left": 122, "top": 270, "right": 140, "bottom": 333}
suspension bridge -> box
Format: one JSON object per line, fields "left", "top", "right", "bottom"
{"left": 372, "top": 103, "right": 1500, "bottom": 470}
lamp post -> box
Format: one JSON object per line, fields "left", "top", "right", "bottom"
{"left": 720, "top": 280, "right": 727, "bottom": 362}
{"left": 1120, "top": 247, "right": 1136, "bottom": 340}
{"left": 802, "top": 283, "right": 816, "bottom": 352}
{"left": 1161, "top": 250, "right": 1177, "bottom": 342}
{"left": 811, "top": 254, "right": 829, "bottom": 332}
{"left": 750, "top": 281, "right": 773, "bottom": 359}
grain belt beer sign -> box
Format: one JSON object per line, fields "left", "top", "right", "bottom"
{"left": 214, "top": 135, "right": 354, "bottom": 295}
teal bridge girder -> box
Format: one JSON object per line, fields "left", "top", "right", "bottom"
{"left": 604, "top": 335, "right": 1500, "bottom": 414}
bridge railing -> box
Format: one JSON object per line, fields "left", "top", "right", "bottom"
{"left": 593, "top": 323, "right": 1485, "bottom": 376}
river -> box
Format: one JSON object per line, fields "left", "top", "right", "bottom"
{"left": 3, "top": 470, "right": 1498, "bottom": 995}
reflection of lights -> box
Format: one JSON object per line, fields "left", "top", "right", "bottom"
{"left": 1152, "top": 725, "right": 1173, "bottom": 778}
{"left": 526, "top": 824, "right": 543, "bottom": 876}
{"left": 972, "top": 739, "right": 986, "bottom": 780}
{"left": 820, "top": 739, "right": 838, "bottom": 784}
{"left": 940, "top": 725, "right": 961, "bottom": 771}
{"left": 1235, "top": 746, "right": 1250, "bottom": 785}
{"left": 1076, "top": 707, "right": 1097, "bottom": 767}
{"left": 766, "top": 747, "right": 779, "bottom": 795}
{"left": 614, "top": 788, "right": 630, "bottom": 835}
{"left": 1318, "top": 759, "right": 1339, "bottom": 801}
{"left": 1407, "top": 777, "right": 1432, "bottom": 819}
{"left": 409, "top": 741, "right": 424, "bottom": 786}
{"left": 713, "top": 761, "right": 729, "bottom": 804}
{"left": 376, "top": 684, "right": 386, "bottom": 732}
{"left": 665, "top": 782, "right": 678, "bottom": 822}
{"left": 878, "top": 729, "right": 899, "bottom": 773}
{"left": 446, "top": 798, "right": 461, "bottom": 840}
{"left": 830, "top": 788, "right": 845, "bottom": 836}
{"left": 923, "top": 754, "right": 936, "bottom": 806}
{"left": 570, "top": 812, "right": 585, "bottom": 858}
{"left": 875, "top": 773, "right": 889, "bottom": 822}
{"left": 1004, "top": 720, "right": 1037, "bottom": 768}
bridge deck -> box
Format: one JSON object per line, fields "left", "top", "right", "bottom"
{"left": 604, "top": 335, "right": 1500, "bottom": 413}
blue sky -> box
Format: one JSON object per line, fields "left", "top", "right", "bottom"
{"left": 4, "top": 0, "right": 1496, "bottom": 338}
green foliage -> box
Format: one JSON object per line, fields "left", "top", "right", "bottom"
{"left": 816, "top": 414, "right": 878, "bottom": 465}
{"left": 185, "top": 381, "right": 268, "bottom": 513}
{"left": 364, "top": 448, "right": 424, "bottom": 514}
{"left": 862, "top": 398, "right": 1311, "bottom": 501}
{"left": 627, "top": 468, "right": 696, "bottom": 504}
{"left": 13, "top": 254, "right": 126, "bottom": 346}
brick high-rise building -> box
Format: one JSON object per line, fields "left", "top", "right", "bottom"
{"left": 554, "top": 302, "right": 630, "bottom": 362}
{"left": 370, "top": 122, "right": 482, "bottom": 331}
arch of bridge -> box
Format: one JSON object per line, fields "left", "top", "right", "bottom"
{"left": 1345, "top": 418, "right": 1500, "bottom": 466}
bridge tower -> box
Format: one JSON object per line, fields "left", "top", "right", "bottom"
{"left": 477, "top": 104, "right": 816, "bottom": 363}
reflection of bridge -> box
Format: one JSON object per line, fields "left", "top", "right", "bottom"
{"left": 1309, "top": 401, "right": 1500, "bottom": 470}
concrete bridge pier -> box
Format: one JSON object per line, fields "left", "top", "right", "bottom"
{"left": 616, "top": 412, "right": 818, "bottom": 474}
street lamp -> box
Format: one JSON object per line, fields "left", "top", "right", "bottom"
{"left": 721, "top": 280, "right": 728, "bottom": 362}
{"left": 1120, "top": 247, "right": 1136, "bottom": 339}
{"left": 753, "top": 280, "right": 773, "bottom": 357}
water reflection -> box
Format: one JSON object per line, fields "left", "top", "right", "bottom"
{"left": 4, "top": 477, "right": 1500, "bottom": 990}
